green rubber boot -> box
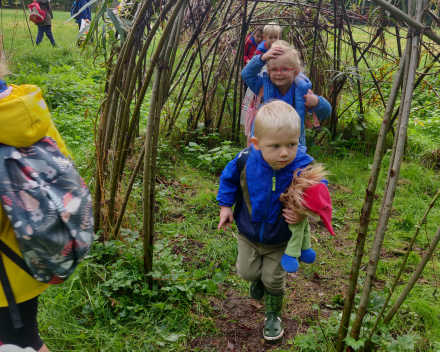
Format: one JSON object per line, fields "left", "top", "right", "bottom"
{"left": 249, "top": 278, "right": 264, "bottom": 300}
{"left": 263, "top": 289, "right": 284, "bottom": 343}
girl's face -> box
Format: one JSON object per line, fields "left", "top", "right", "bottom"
{"left": 268, "top": 54, "right": 299, "bottom": 92}
{"left": 254, "top": 30, "right": 264, "bottom": 45}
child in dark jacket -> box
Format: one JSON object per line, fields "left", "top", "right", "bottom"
{"left": 243, "top": 27, "right": 263, "bottom": 65}
{"left": 255, "top": 22, "right": 282, "bottom": 56}
{"left": 73, "top": 0, "right": 92, "bottom": 29}
{"left": 242, "top": 40, "right": 331, "bottom": 146}
{"left": 35, "top": 0, "right": 56, "bottom": 47}
{"left": 217, "top": 100, "right": 315, "bottom": 343}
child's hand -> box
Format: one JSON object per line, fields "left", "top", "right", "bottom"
{"left": 304, "top": 89, "right": 319, "bottom": 109}
{"left": 261, "top": 47, "right": 283, "bottom": 62}
{"left": 282, "top": 208, "right": 306, "bottom": 224}
{"left": 218, "top": 206, "right": 234, "bottom": 232}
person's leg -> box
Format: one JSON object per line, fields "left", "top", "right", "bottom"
{"left": 36, "top": 26, "right": 44, "bottom": 45}
{"left": 260, "top": 242, "right": 287, "bottom": 294}
{"left": 260, "top": 242, "right": 288, "bottom": 343}
{"left": 39, "top": 344, "right": 50, "bottom": 352}
{"left": 43, "top": 25, "right": 56, "bottom": 46}
{"left": 236, "top": 233, "right": 262, "bottom": 282}
{"left": 236, "top": 233, "right": 264, "bottom": 300}
{"left": 0, "top": 296, "right": 45, "bottom": 350}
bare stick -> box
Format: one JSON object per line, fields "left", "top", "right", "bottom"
{"left": 21, "top": 0, "right": 34, "bottom": 46}
{"left": 370, "top": 0, "right": 440, "bottom": 45}
{"left": 335, "top": 42, "right": 409, "bottom": 352}
{"left": 348, "top": 0, "right": 423, "bottom": 342}
{"left": 362, "top": 189, "right": 440, "bottom": 351}
{"left": 384, "top": 223, "right": 440, "bottom": 324}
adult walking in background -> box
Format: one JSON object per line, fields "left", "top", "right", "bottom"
{"left": 35, "top": 0, "right": 56, "bottom": 47}
{"left": 72, "top": 0, "right": 91, "bottom": 29}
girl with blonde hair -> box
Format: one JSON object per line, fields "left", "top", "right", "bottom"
{"left": 242, "top": 40, "right": 331, "bottom": 146}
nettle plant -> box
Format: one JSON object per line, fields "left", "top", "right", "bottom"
{"left": 186, "top": 141, "right": 240, "bottom": 173}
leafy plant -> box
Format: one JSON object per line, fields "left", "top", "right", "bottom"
{"left": 291, "top": 290, "right": 424, "bottom": 352}
{"left": 185, "top": 140, "right": 240, "bottom": 173}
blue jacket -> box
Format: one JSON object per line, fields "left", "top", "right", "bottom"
{"left": 241, "top": 55, "right": 332, "bottom": 146}
{"left": 256, "top": 41, "right": 268, "bottom": 55}
{"left": 217, "top": 145, "right": 314, "bottom": 245}
{"left": 74, "top": 0, "right": 92, "bottom": 24}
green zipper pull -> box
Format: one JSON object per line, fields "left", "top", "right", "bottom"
{"left": 272, "top": 176, "right": 276, "bottom": 191}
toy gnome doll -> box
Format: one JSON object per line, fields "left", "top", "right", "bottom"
{"left": 279, "top": 164, "right": 335, "bottom": 273}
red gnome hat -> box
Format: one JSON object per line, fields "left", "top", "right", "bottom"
{"left": 301, "top": 183, "right": 335, "bottom": 236}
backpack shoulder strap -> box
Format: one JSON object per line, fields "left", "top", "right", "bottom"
{"left": 233, "top": 147, "right": 251, "bottom": 218}
{"left": 236, "top": 147, "right": 251, "bottom": 175}
{"left": 0, "top": 240, "right": 31, "bottom": 275}
{"left": 0, "top": 240, "right": 30, "bottom": 329}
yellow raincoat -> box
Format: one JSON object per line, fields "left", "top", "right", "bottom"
{"left": 0, "top": 84, "right": 69, "bottom": 307}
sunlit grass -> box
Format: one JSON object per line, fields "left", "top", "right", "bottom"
{"left": 1, "top": 9, "right": 80, "bottom": 59}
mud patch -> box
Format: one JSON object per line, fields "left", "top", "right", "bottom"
{"left": 189, "top": 273, "right": 343, "bottom": 351}
{"left": 189, "top": 288, "right": 305, "bottom": 351}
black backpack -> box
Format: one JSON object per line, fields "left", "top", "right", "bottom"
{"left": 71, "top": 1, "right": 79, "bottom": 17}
{"left": 233, "top": 147, "right": 251, "bottom": 218}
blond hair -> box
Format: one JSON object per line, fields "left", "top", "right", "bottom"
{"left": 263, "top": 22, "right": 282, "bottom": 36}
{"left": 279, "top": 164, "right": 329, "bottom": 216}
{"left": 253, "top": 100, "right": 300, "bottom": 140}
{"left": 267, "top": 40, "right": 303, "bottom": 71}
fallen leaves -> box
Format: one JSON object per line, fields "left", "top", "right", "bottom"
{"left": 238, "top": 323, "right": 252, "bottom": 331}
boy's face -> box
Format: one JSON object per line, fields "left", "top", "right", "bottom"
{"left": 254, "top": 30, "right": 264, "bottom": 45}
{"left": 264, "top": 33, "right": 281, "bottom": 49}
{"left": 252, "top": 129, "right": 300, "bottom": 170}
{"left": 268, "top": 54, "right": 299, "bottom": 92}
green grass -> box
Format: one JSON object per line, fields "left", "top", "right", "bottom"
{"left": 1, "top": 8, "right": 80, "bottom": 56}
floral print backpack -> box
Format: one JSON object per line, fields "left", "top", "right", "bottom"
{"left": 0, "top": 137, "right": 93, "bottom": 328}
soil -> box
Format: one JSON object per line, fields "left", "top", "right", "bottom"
{"left": 189, "top": 273, "right": 340, "bottom": 352}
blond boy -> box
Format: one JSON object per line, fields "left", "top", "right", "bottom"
{"left": 255, "top": 22, "right": 283, "bottom": 55}
{"left": 217, "top": 100, "right": 315, "bottom": 343}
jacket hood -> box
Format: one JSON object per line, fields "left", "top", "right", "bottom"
{"left": 0, "top": 84, "right": 69, "bottom": 155}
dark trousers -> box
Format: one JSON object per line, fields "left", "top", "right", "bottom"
{"left": 36, "top": 25, "right": 56, "bottom": 45}
{"left": 0, "top": 297, "right": 44, "bottom": 350}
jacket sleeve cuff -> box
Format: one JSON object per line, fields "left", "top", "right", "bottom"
{"left": 312, "top": 96, "right": 330, "bottom": 120}
{"left": 218, "top": 203, "right": 234, "bottom": 207}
